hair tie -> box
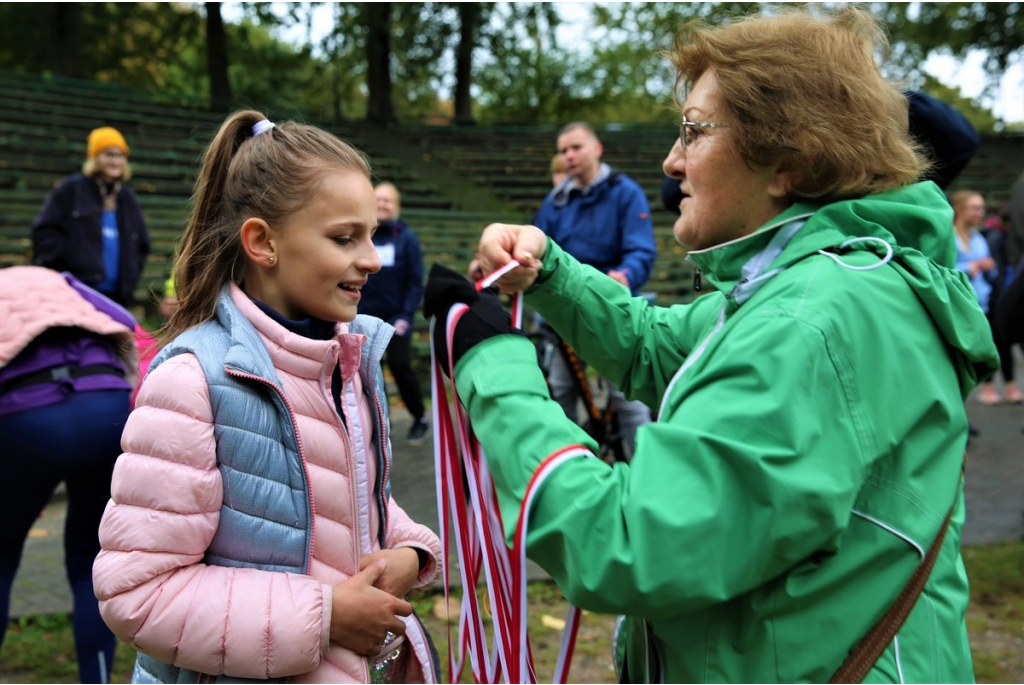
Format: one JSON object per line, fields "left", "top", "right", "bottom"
{"left": 253, "top": 119, "right": 276, "bottom": 136}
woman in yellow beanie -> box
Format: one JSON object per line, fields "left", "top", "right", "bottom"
{"left": 31, "top": 126, "right": 150, "bottom": 306}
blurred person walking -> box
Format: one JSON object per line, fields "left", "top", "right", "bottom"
{"left": 981, "top": 203, "right": 1022, "bottom": 403}
{"left": 549, "top": 152, "right": 568, "bottom": 187}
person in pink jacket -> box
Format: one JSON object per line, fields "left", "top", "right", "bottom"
{"left": 0, "top": 266, "right": 137, "bottom": 684}
{"left": 93, "top": 111, "right": 442, "bottom": 684}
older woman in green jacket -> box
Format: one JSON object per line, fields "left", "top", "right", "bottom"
{"left": 424, "top": 7, "right": 998, "bottom": 683}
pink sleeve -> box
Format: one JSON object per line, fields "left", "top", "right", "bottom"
{"left": 386, "top": 497, "right": 442, "bottom": 592}
{"left": 93, "top": 353, "right": 331, "bottom": 679}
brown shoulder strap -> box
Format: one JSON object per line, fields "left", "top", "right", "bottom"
{"left": 829, "top": 498, "right": 957, "bottom": 683}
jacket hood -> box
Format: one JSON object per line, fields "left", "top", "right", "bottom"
{"left": 814, "top": 183, "right": 996, "bottom": 394}
{"left": 688, "top": 182, "right": 998, "bottom": 396}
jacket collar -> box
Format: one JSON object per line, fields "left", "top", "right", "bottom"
{"left": 211, "top": 285, "right": 395, "bottom": 387}
{"left": 551, "top": 162, "right": 613, "bottom": 208}
{"left": 685, "top": 202, "right": 842, "bottom": 298}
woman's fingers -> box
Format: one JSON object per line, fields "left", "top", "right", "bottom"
{"left": 478, "top": 224, "right": 546, "bottom": 292}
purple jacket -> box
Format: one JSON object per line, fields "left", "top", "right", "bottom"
{"left": 0, "top": 267, "right": 137, "bottom": 415}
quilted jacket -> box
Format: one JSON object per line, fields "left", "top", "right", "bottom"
{"left": 0, "top": 266, "right": 137, "bottom": 414}
{"left": 94, "top": 285, "right": 441, "bottom": 683}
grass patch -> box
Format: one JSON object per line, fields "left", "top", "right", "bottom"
{"left": 412, "top": 581, "right": 617, "bottom": 684}
{"left": 0, "top": 614, "right": 135, "bottom": 683}
{"left": 962, "top": 542, "right": 1024, "bottom": 683}
{"left": 3, "top": 542, "right": 1021, "bottom": 683}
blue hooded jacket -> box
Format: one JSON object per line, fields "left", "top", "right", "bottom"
{"left": 533, "top": 165, "right": 656, "bottom": 294}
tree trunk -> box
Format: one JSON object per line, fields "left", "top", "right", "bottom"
{"left": 453, "top": 3, "right": 481, "bottom": 126}
{"left": 365, "top": 2, "right": 395, "bottom": 124}
{"left": 49, "top": 4, "right": 83, "bottom": 78}
{"left": 205, "top": 2, "right": 232, "bottom": 112}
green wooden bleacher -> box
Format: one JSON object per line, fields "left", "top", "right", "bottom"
{"left": 3, "top": 70, "right": 1021, "bottom": 394}
{"left": 0, "top": 72, "right": 702, "bottom": 328}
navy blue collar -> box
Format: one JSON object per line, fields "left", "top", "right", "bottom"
{"left": 245, "top": 292, "right": 337, "bottom": 341}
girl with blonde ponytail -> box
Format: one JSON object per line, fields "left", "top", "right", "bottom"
{"left": 94, "top": 111, "right": 442, "bottom": 684}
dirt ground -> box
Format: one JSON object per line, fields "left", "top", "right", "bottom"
{"left": 967, "top": 604, "right": 1024, "bottom": 684}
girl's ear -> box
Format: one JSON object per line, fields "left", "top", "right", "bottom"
{"left": 239, "top": 217, "right": 276, "bottom": 267}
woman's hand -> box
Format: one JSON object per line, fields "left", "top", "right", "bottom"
{"left": 360, "top": 548, "right": 421, "bottom": 598}
{"left": 477, "top": 224, "right": 547, "bottom": 293}
{"left": 330, "top": 561, "right": 412, "bottom": 656}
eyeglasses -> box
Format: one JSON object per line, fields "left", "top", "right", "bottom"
{"left": 679, "top": 116, "right": 726, "bottom": 152}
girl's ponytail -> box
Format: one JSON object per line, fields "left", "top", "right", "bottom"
{"left": 158, "top": 109, "right": 370, "bottom": 344}
{"left": 161, "top": 111, "right": 269, "bottom": 342}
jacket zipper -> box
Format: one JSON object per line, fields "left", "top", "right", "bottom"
{"left": 225, "top": 368, "right": 318, "bottom": 568}
{"left": 329, "top": 364, "right": 362, "bottom": 573}
{"left": 373, "top": 392, "right": 392, "bottom": 543}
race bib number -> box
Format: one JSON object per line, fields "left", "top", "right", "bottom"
{"left": 375, "top": 243, "right": 396, "bottom": 267}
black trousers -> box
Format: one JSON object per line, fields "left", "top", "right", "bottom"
{"left": 995, "top": 258, "right": 1024, "bottom": 347}
{"left": 385, "top": 331, "right": 425, "bottom": 421}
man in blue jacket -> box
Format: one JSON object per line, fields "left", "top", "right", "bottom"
{"left": 533, "top": 122, "right": 657, "bottom": 456}
{"left": 359, "top": 183, "right": 429, "bottom": 444}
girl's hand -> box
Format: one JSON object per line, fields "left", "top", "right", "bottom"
{"left": 330, "top": 561, "right": 412, "bottom": 656}
{"left": 477, "top": 224, "right": 547, "bottom": 293}
{"left": 360, "top": 548, "right": 420, "bottom": 598}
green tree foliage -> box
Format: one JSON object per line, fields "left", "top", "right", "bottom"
{"left": 471, "top": 2, "right": 768, "bottom": 124}
{"left": 919, "top": 74, "right": 1002, "bottom": 133}
{"left": 0, "top": 3, "right": 201, "bottom": 96}
{"left": 875, "top": 2, "right": 1023, "bottom": 82}
{"left": 579, "top": 2, "right": 762, "bottom": 122}
{"left": 256, "top": 2, "right": 461, "bottom": 123}
{"left": 290, "top": 2, "right": 369, "bottom": 122}
{"left": 0, "top": 2, "right": 1017, "bottom": 127}
{"left": 473, "top": 3, "right": 574, "bottom": 124}
{"left": 0, "top": 3, "right": 51, "bottom": 75}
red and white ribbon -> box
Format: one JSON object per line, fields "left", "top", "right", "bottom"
{"left": 429, "top": 262, "right": 591, "bottom": 683}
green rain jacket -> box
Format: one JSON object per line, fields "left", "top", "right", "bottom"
{"left": 452, "top": 182, "right": 998, "bottom": 683}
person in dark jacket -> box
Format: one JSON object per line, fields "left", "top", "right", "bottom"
{"left": 980, "top": 205, "right": 1022, "bottom": 404}
{"left": 0, "top": 266, "right": 138, "bottom": 684}
{"left": 995, "top": 172, "right": 1024, "bottom": 384}
{"left": 32, "top": 126, "right": 151, "bottom": 306}
{"left": 359, "top": 182, "right": 429, "bottom": 444}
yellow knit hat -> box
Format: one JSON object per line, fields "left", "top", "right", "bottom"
{"left": 86, "top": 127, "right": 130, "bottom": 159}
